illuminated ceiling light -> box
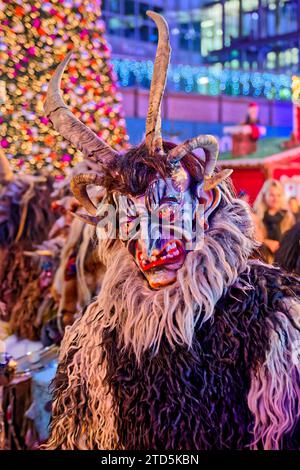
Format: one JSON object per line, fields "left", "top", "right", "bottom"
{"left": 198, "top": 76, "right": 209, "bottom": 85}
{"left": 201, "top": 20, "right": 214, "bottom": 28}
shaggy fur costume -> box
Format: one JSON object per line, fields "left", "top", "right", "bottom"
{"left": 45, "top": 184, "right": 300, "bottom": 450}
{"left": 0, "top": 177, "right": 55, "bottom": 337}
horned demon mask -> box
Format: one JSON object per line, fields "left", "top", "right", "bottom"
{"left": 45, "top": 11, "right": 232, "bottom": 289}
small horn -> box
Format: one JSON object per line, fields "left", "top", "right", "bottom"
{"left": 44, "top": 51, "right": 118, "bottom": 167}
{"left": 168, "top": 135, "right": 219, "bottom": 178}
{"left": 203, "top": 169, "right": 233, "bottom": 191}
{"left": 70, "top": 211, "right": 99, "bottom": 226}
{"left": 70, "top": 173, "right": 103, "bottom": 216}
{"left": 0, "top": 150, "right": 14, "bottom": 182}
{"left": 24, "top": 250, "right": 53, "bottom": 257}
{"left": 145, "top": 11, "right": 171, "bottom": 156}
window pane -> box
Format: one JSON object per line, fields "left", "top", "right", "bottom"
{"left": 149, "top": 27, "right": 158, "bottom": 43}
{"left": 139, "top": 3, "right": 149, "bottom": 19}
{"left": 225, "top": 0, "right": 239, "bottom": 46}
{"left": 125, "top": 0, "right": 135, "bottom": 16}
{"left": 200, "top": 4, "right": 222, "bottom": 57}
{"left": 110, "top": 0, "right": 120, "bottom": 13}
{"left": 108, "top": 17, "right": 122, "bottom": 35}
{"left": 140, "top": 25, "right": 149, "bottom": 41}
{"left": 124, "top": 19, "right": 135, "bottom": 38}
{"left": 242, "top": 0, "right": 259, "bottom": 12}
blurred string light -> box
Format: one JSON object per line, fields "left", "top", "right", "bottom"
{"left": 111, "top": 58, "right": 292, "bottom": 101}
{"left": 0, "top": 0, "right": 129, "bottom": 177}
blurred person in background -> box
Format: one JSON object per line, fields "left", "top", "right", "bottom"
{"left": 243, "top": 102, "right": 261, "bottom": 141}
{"left": 238, "top": 189, "right": 264, "bottom": 247}
{"left": 288, "top": 196, "right": 300, "bottom": 223}
{"left": 253, "top": 179, "right": 295, "bottom": 263}
{"left": 275, "top": 222, "right": 300, "bottom": 276}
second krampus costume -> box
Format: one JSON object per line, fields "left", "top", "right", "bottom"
{"left": 44, "top": 12, "right": 300, "bottom": 450}
{"left": 0, "top": 153, "right": 55, "bottom": 338}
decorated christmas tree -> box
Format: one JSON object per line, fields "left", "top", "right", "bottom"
{"left": 0, "top": 0, "right": 128, "bottom": 177}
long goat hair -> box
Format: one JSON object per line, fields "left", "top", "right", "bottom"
{"left": 45, "top": 182, "right": 300, "bottom": 450}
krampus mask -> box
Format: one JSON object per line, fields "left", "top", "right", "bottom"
{"left": 44, "top": 12, "right": 300, "bottom": 451}
{"left": 44, "top": 11, "right": 232, "bottom": 290}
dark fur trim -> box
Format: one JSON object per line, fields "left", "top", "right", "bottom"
{"left": 50, "top": 263, "right": 300, "bottom": 450}
{"left": 100, "top": 262, "right": 300, "bottom": 450}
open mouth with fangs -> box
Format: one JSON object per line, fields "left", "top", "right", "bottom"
{"left": 137, "top": 240, "right": 186, "bottom": 272}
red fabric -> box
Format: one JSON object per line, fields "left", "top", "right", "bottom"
{"left": 273, "top": 167, "right": 300, "bottom": 180}
{"left": 228, "top": 150, "right": 300, "bottom": 204}
{"left": 230, "top": 168, "right": 265, "bottom": 205}
{"left": 250, "top": 124, "right": 260, "bottom": 141}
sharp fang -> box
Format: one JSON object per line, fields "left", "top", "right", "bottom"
{"left": 151, "top": 256, "right": 157, "bottom": 261}
{"left": 162, "top": 256, "right": 166, "bottom": 260}
{"left": 174, "top": 249, "right": 179, "bottom": 256}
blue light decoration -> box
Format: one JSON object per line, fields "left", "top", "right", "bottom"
{"left": 111, "top": 58, "right": 292, "bottom": 101}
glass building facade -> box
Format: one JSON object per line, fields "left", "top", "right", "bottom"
{"left": 102, "top": 0, "right": 163, "bottom": 43}
{"left": 102, "top": 0, "right": 203, "bottom": 64}
{"left": 199, "top": 0, "right": 300, "bottom": 72}
{"left": 104, "top": 1, "right": 300, "bottom": 72}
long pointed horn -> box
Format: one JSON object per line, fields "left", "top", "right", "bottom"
{"left": 70, "top": 173, "right": 104, "bottom": 216}
{"left": 145, "top": 11, "right": 171, "bottom": 156}
{"left": 44, "top": 51, "right": 118, "bottom": 166}
{"left": 0, "top": 150, "right": 14, "bottom": 182}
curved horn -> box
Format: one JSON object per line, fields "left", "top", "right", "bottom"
{"left": 0, "top": 151, "right": 14, "bottom": 182}
{"left": 44, "top": 51, "right": 118, "bottom": 166}
{"left": 145, "top": 11, "right": 171, "bottom": 156}
{"left": 203, "top": 169, "right": 233, "bottom": 191}
{"left": 168, "top": 135, "right": 219, "bottom": 178}
{"left": 70, "top": 173, "right": 104, "bottom": 216}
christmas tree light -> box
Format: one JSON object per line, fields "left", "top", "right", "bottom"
{"left": 0, "top": 0, "right": 129, "bottom": 176}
